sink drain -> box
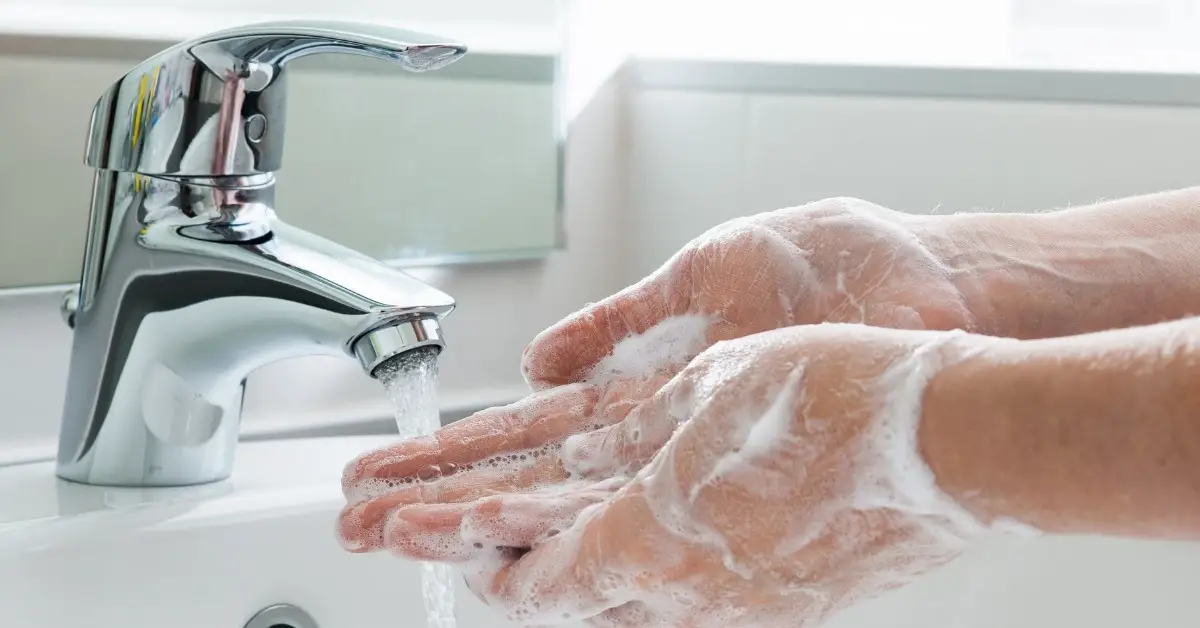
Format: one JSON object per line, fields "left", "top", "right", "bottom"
{"left": 243, "top": 604, "right": 319, "bottom": 628}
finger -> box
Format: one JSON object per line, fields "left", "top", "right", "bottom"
{"left": 382, "top": 481, "right": 621, "bottom": 561}
{"left": 460, "top": 482, "right": 620, "bottom": 549}
{"left": 339, "top": 453, "right": 569, "bottom": 552}
{"left": 343, "top": 384, "right": 602, "bottom": 499}
{"left": 482, "top": 491, "right": 660, "bottom": 625}
{"left": 562, "top": 376, "right": 692, "bottom": 479}
{"left": 383, "top": 503, "right": 477, "bottom": 561}
{"left": 521, "top": 259, "right": 696, "bottom": 390}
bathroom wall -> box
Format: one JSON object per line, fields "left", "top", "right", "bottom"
{"left": 622, "top": 85, "right": 1200, "bottom": 279}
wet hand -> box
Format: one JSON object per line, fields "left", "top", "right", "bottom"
{"left": 396, "top": 324, "right": 1003, "bottom": 627}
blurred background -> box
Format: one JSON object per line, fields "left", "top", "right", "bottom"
{"left": 2, "top": 0, "right": 1200, "bottom": 626}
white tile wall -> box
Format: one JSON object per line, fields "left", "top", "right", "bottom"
{"left": 624, "top": 90, "right": 750, "bottom": 276}
{"left": 625, "top": 86, "right": 1200, "bottom": 279}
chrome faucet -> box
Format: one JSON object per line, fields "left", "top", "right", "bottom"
{"left": 56, "top": 21, "right": 466, "bottom": 487}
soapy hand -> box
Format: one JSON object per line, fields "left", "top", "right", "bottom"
{"left": 395, "top": 324, "right": 1007, "bottom": 627}
{"left": 339, "top": 197, "right": 976, "bottom": 551}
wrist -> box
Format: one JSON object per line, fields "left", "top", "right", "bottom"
{"left": 912, "top": 189, "right": 1200, "bottom": 339}
{"left": 918, "top": 320, "right": 1200, "bottom": 539}
{"left": 911, "top": 211, "right": 1057, "bottom": 338}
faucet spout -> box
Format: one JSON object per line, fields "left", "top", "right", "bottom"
{"left": 57, "top": 172, "right": 454, "bottom": 487}
{"left": 57, "top": 20, "right": 467, "bottom": 487}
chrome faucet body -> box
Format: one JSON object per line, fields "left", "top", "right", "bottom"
{"left": 56, "top": 21, "right": 465, "bottom": 487}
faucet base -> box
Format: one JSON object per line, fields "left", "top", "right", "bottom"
{"left": 56, "top": 367, "right": 245, "bottom": 488}
{"left": 54, "top": 469, "right": 235, "bottom": 489}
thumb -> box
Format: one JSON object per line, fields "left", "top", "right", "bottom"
{"left": 521, "top": 259, "right": 696, "bottom": 390}
{"left": 562, "top": 377, "right": 693, "bottom": 479}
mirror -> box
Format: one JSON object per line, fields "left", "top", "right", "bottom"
{"left": 0, "top": 1, "right": 562, "bottom": 290}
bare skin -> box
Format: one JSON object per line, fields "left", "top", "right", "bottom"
{"left": 914, "top": 186, "right": 1200, "bottom": 338}
{"left": 922, "top": 316, "right": 1200, "bottom": 539}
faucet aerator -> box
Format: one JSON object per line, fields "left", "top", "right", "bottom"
{"left": 353, "top": 317, "right": 445, "bottom": 379}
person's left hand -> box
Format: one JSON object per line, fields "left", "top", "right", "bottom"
{"left": 377, "top": 324, "right": 1002, "bottom": 627}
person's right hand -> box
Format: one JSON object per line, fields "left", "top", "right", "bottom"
{"left": 385, "top": 323, "right": 1019, "bottom": 627}
{"left": 339, "top": 197, "right": 983, "bottom": 553}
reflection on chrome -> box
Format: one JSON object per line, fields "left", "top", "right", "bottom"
{"left": 57, "top": 21, "right": 467, "bottom": 487}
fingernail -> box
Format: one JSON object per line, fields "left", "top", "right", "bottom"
{"left": 336, "top": 502, "right": 382, "bottom": 553}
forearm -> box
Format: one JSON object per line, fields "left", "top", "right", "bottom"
{"left": 920, "top": 316, "right": 1200, "bottom": 539}
{"left": 916, "top": 187, "right": 1200, "bottom": 339}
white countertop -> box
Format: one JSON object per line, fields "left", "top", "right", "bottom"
{"left": 0, "top": 435, "right": 393, "bottom": 552}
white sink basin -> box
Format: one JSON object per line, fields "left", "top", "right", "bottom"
{"left": 0, "top": 435, "right": 512, "bottom": 628}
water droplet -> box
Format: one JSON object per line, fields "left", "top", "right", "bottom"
{"left": 417, "top": 465, "right": 442, "bottom": 482}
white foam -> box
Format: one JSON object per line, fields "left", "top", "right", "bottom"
{"left": 852, "top": 331, "right": 1041, "bottom": 540}
{"left": 695, "top": 364, "right": 807, "bottom": 494}
{"left": 850, "top": 331, "right": 990, "bottom": 541}
{"left": 554, "top": 326, "right": 1045, "bottom": 626}
{"left": 586, "top": 314, "right": 712, "bottom": 384}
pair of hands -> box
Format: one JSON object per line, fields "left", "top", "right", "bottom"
{"left": 338, "top": 197, "right": 994, "bottom": 626}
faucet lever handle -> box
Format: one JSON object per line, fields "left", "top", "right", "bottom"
{"left": 84, "top": 20, "right": 468, "bottom": 177}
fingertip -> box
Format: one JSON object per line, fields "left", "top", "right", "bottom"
{"left": 520, "top": 313, "right": 605, "bottom": 389}
{"left": 335, "top": 502, "right": 376, "bottom": 553}
{"left": 341, "top": 436, "right": 441, "bottom": 499}
{"left": 337, "top": 485, "right": 426, "bottom": 553}
{"left": 522, "top": 273, "right": 677, "bottom": 389}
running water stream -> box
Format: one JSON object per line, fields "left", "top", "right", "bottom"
{"left": 376, "top": 347, "right": 457, "bottom": 628}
